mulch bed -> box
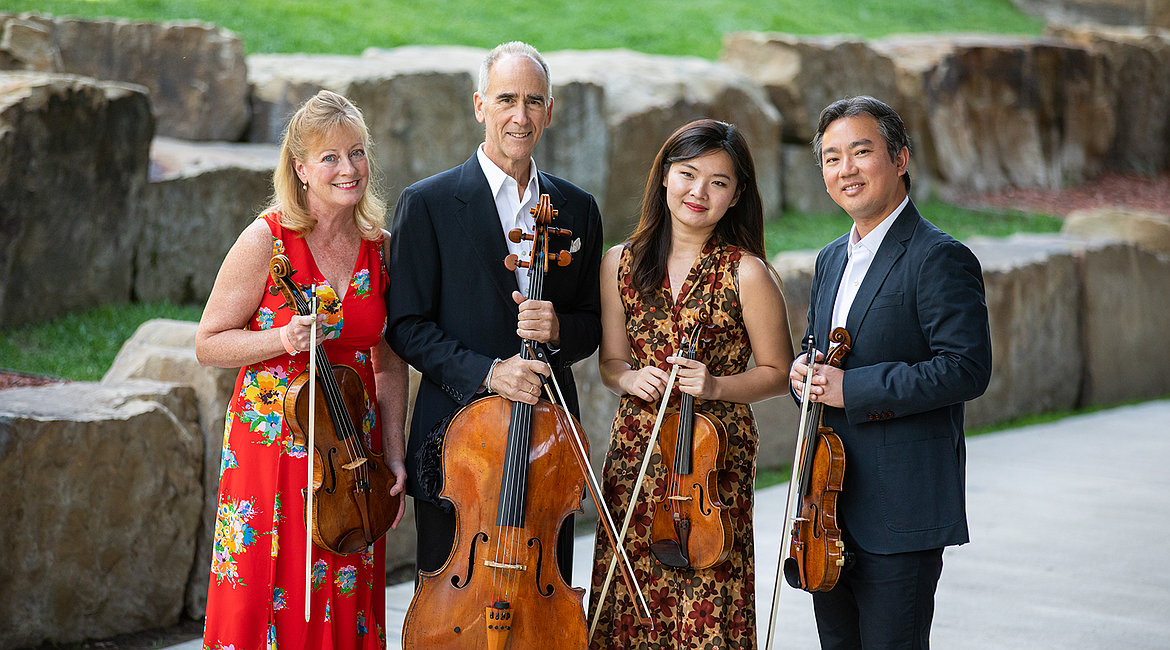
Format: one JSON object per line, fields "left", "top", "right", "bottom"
{"left": 0, "top": 369, "right": 66, "bottom": 391}
{"left": 953, "top": 171, "right": 1170, "bottom": 217}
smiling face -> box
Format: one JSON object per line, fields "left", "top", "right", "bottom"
{"left": 663, "top": 149, "right": 742, "bottom": 236}
{"left": 294, "top": 126, "right": 369, "bottom": 217}
{"left": 819, "top": 113, "right": 909, "bottom": 229}
{"left": 473, "top": 53, "right": 553, "bottom": 181}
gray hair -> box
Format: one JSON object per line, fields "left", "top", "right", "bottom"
{"left": 477, "top": 41, "right": 552, "bottom": 101}
{"left": 812, "top": 95, "right": 912, "bottom": 192}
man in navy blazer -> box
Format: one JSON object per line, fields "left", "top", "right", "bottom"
{"left": 386, "top": 42, "right": 603, "bottom": 580}
{"left": 790, "top": 96, "right": 991, "bottom": 649}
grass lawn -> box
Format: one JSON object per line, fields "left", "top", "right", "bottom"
{"left": 5, "top": 0, "right": 1042, "bottom": 58}
{"left": 0, "top": 302, "right": 203, "bottom": 382}
{"left": 764, "top": 200, "right": 1062, "bottom": 254}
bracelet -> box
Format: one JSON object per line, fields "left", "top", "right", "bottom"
{"left": 485, "top": 358, "right": 502, "bottom": 394}
{"left": 280, "top": 323, "right": 299, "bottom": 356}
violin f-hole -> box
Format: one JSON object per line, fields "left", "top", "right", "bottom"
{"left": 324, "top": 447, "right": 339, "bottom": 494}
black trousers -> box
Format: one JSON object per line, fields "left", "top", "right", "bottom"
{"left": 413, "top": 497, "right": 575, "bottom": 585}
{"left": 811, "top": 530, "right": 945, "bottom": 650}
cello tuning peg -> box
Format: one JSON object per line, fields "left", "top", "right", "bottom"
{"left": 508, "top": 228, "right": 533, "bottom": 244}
{"left": 552, "top": 250, "right": 572, "bottom": 266}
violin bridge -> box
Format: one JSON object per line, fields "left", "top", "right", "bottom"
{"left": 667, "top": 495, "right": 693, "bottom": 502}
{"left": 482, "top": 559, "right": 528, "bottom": 572}
{"left": 485, "top": 602, "right": 513, "bottom": 650}
{"left": 341, "top": 457, "right": 368, "bottom": 471}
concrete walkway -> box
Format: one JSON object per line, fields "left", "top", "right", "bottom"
{"left": 172, "top": 400, "right": 1170, "bottom": 649}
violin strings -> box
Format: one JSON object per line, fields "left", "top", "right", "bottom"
{"left": 291, "top": 279, "right": 373, "bottom": 546}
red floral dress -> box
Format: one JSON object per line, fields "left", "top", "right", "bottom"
{"left": 588, "top": 240, "right": 760, "bottom": 650}
{"left": 203, "top": 212, "right": 388, "bottom": 650}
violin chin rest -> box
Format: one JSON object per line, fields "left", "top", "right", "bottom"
{"left": 649, "top": 540, "right": 690, "bottom": 569}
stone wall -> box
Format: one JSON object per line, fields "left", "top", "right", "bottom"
{"left": 0, "top": 381, "right": 204, "bottom": 649}
{"left": 0, "top": 13, "right": 248, "bottom": 141}
{"left": 0, "top": 72, "right": 153, "bottom": 329}
{"left": 1011, "top": 0, "right": 1170, "bottom": 28}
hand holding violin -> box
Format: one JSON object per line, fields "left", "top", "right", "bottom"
{"left": 281, "top": 313, "right": 326, "bottom": 353}
{"left": 789, "top": 351, "right": 845, "bottom": 408}
{"left": 666, "top": 355, "right": 719, "bottom": 400}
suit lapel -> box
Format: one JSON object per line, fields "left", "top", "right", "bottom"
{"left": 452, "top": 155, "right": 520, "bottom": 306}
{"left": 845, "top": 201, "right": 918, "bottom": 336}
{"left": 817, "top": 238, "right": 849, "bottom": 349}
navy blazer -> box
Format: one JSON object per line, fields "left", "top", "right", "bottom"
{"left": 385, "top": 154, "right": 603, "bottom": 501}
{"left": 803, "top": 200, "right": 991, "bottom": 554}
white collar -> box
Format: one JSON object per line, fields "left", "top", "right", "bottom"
{"left": 476, "top": 144, "right": 539, "bottom": 199}
{"left": 848, "top": 195, "right": 909, "bottom": 256}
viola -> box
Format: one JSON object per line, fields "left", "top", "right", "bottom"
{"left": 269, "top": 254, "right": 400, "bottom": 556}
{"left": 763, "top": 327, "right": 851, "bottom": 650}
{"left": 401, "top": 195, "right": 596, "bottom": 649}
{"left": 648, "top": 320, "right": 734, "bottom": 570}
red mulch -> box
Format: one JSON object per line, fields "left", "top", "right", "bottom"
{"left": 0, "top": 369, "right": 65, "bottom": 391}
{"left": 953, "top": 171, "right": 1170, "bottom": 217}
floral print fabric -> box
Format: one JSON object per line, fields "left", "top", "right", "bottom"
{"left": 588, "top": 240, "right": 760, "bottom": 650}
{"left": 203, "top": 212, "right": 389, "bottom": 650}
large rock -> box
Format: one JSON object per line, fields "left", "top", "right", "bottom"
{"left": 539, "top": 49, "right": 782, "bottom": 239}
{"left": 103, "top": 319, "right": 238, "bottom": 619}
{"left": 965, "top": 236, "right": 1083, "bottom": 428}
{"left": 0, "top": 380, "right": 203, "bottom": 649}
{"left": 1045, "top": 24, "right": 1170, "bottom": 174}
{"left": 782, "top": 143, "right": 844, "bottom": 215}
{"left": 877, "top": 34, "right": 1115, "bottom": 194}
{"left": 721, "top": 32, "right": 901, "bottom": 145}
{"left": 0, "top": 13, "right": 248, "bottom": 141}
{"left": 247, "top": 48, "right": 485, "bottom": 206}
{"left": 1061, "top": 207, "right": 1170, "bottom": 253}
{"left": 138, "top": 137, "right": 279, "bottom": 304}
{"left": 0, "top": 72, "right": 153, "bottom": 329}
{"left": 1070, "top": 238, "right": 1170, "bottom": 405}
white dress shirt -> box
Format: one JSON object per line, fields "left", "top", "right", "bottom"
{"left": 476, "top": 145, "right": 541, "bottom": 296}
{"left": 830, "top": 196, "right": 909, "bottom": 332}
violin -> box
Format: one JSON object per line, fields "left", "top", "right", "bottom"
{"left": 648, "top": 320, "right": 733, "bottom": 570}
{"left": 763, "top": 328, "right": 851, "bottom": 650}
{"left": 782, "top": 328, "right": 850, "bottom": 592}
{"left": 269, "top": 255, "right": 400, "bottom": 556}
{"left": 400, "top": 194, "right": 592, "bottom": 649}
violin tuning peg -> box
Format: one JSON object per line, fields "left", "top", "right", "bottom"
{"left": 508, "top": 228, "right": 525, "bottom": 244}
{"left": 504, "top": 254, "right": 519, "bottom": 272}
{"left": 553, "top": 250, "right": 572, "bottom": 266}
{"left": 267, "top": 286, "right": 280, "bottom": 296}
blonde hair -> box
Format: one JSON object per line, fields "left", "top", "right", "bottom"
{"left": 269, "top": 90, "right": 385, "bottom": 239}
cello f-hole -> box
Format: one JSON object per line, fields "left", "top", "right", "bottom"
{"left": 453, "top": 531, "right": 488, "bottom": 589}
{"left": 528, "top": 537, "right": 555, "bottom": 597}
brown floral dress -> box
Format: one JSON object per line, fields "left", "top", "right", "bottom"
{"left": 588, "top": 240, "right": 759, "bottom": 650}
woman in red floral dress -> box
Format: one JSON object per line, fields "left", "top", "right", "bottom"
{"left": 196, "top": 91, "right": 408, "bottom": 650}
{"left": 588, "top": 119, "right": 794, "bottom": 649}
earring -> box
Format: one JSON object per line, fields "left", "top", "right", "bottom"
{"left": 302, "top": 183, "right": 307, "bottom": 191}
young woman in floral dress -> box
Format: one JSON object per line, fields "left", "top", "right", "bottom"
{"left": 588, "top": 119, "right": 794, "bottom": 650}
{"left": 196, "top": 91, "right": 408, "bottom": 650}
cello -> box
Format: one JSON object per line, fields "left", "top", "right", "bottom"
{"left": 269, "top": 254, "right": 401, "bottom": 556}
{"left": 401, "top": 194, "right": 651, "bottom": 650}
{"left": 763, "top": 328, "right": 851, "bottom": 650}
{"left": 648, "top": 320, "right": 734, "bottom": 570}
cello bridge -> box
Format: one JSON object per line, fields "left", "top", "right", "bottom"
{"left": 482, "top": 559, "right": 528, "bottom": 572}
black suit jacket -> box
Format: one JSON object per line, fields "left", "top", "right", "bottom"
{"left": 803, "top": 199, "right": 991, "bottom": 554}
{"left": 386, "top": 154, "right": 603, "bottom": 501}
